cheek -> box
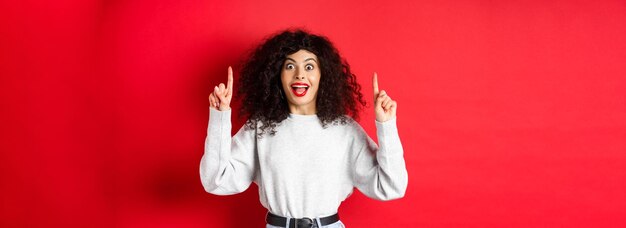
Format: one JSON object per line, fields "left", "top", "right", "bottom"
{"left": 280, "top": 72, "right": 289, "bottom": 87}
{"left": 311, "top": 71, "right": 321, "bottom": 84}
{"left": 310, "top": 74, "right": 321, "bottom": 94}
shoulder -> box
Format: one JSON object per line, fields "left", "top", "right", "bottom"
{"left": 234, "top": 119, "right": 259, "bottom": 139}
{"left": 330, "top": 115, "right": 368, "bottom": 137}
{"left": 337, "top": 116, "right": 374, "bottom": 155}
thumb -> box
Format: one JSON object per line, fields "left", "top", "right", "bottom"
{"left": 214, "top": 85, "right": 226, "bottom": 101}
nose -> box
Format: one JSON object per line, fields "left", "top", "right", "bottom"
{"left": 294, "top": 68, "right": 305, "bottom": 80}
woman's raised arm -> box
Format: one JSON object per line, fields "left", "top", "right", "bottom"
{"left": 200, "top": 67, "right": 257, "bottom": 195}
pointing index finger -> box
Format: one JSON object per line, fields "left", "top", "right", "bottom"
{"left": 373, "top": 72, "right": 379, "bottom": 95}
{"left": 227, "top": 66, "right": 233, "bottom": 96}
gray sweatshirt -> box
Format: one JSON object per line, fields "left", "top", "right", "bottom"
{"left": 200, "top": 108, "right": 408, "bottom": 218}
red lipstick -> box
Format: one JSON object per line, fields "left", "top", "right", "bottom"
{"left": 290, "top": 82, "right": 310, "bottom": 97}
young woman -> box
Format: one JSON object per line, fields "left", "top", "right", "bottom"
{"left": 200, "top": 29, "right": 408, "bottom": 228}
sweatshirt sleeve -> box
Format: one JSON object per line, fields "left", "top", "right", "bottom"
{"left": 352, "top": 117, "right": 408, "bottom": 201}
{"left": 199, "top": 108, "right": 257, "bottom": 195}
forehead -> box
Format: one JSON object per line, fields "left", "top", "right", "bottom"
{"left": 285, "top": 49, "right": 318, "bottom": 62}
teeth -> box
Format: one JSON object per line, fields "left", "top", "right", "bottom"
{"left": 292, "top": 85, "right": 308, "bottom": 88}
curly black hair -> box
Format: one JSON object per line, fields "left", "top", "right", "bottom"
{"left": 237, "top": 29, "right": 366, "bottom": 136}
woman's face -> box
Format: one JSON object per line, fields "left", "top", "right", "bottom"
{"left": 281, "top": 49, "right": 321, "bottom": 114}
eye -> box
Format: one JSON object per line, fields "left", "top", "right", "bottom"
{"left": 285, "top": 63, "right": 295, "bottom": 70}
{"left": 305, "top": 64, "right": 314, "bottom": 71}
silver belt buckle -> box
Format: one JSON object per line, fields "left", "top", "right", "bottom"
{"left": 294, "top": 217, "right": 315, "bottom": 228}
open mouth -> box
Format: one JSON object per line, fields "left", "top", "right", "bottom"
{"left": 290, "top": 83, "right": 309, "bottom": 97}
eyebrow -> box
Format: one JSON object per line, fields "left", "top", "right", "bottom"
{"left": 286, "top": 57, "right": 318, "bottom": 63}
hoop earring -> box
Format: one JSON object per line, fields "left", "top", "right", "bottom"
{"left": 279, "top": 88, "right": 286, "bottom": 100}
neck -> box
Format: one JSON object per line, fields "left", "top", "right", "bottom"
{"left": 288, "top": 102, "right": 317, "bottom": 115}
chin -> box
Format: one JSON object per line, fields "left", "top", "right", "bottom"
{"left": 289, "top": 98, "right": 314, "bottom": 106}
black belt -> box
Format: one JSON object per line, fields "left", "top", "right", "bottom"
{"left": 266, "top": 212, "right": 339, "bottom": 228}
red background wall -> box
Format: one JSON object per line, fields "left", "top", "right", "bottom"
{"left": 1, "top": 0, "right": 625, "bottom": 227}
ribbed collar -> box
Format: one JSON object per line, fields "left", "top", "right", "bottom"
{"left": 287, "top": 113, "right": 319, "bottom": 121}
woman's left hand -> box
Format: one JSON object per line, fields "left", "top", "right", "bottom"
{"left": 373, "top": 72, "right": 397, "bottom": 122}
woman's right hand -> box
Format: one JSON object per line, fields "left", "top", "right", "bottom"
{"left": 209, "top": 66, "right": 233, "bottom": 111}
